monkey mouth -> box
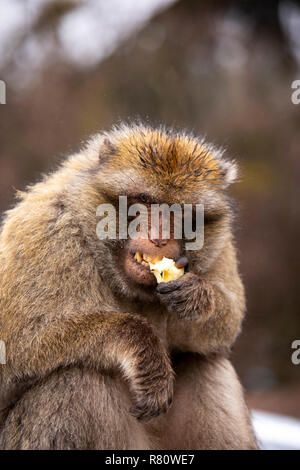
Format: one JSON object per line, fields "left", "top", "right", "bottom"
{"left": 133, "top": 252, "right": 162, "bottom": 268}
{"left": 123, "top": 251, "right": 158, "bottom": 286}
{"left": 124, "top": 246, "right": 187, "bottom": 286}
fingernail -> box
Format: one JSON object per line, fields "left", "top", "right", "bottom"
{"left": 175, "top": 256, "right": 189, "bottom": 268}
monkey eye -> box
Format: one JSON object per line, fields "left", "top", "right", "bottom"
{"left": 204, "top": 211, "right": 223, "bottom": 225}
{"left": 138, "top": 193, "right": 149, "bottom": 204}
{"left": 129, "top": 193, "right": 160, "bottom": 205}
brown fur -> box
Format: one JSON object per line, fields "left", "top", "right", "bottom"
{"left": 0, "top": 123, "right": 257, "bottom": 449}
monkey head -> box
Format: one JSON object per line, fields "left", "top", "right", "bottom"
{"left": 83, "top": 124, "right": 238, "bottom": 300}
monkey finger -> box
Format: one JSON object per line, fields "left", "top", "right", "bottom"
{"left": 130, "top": 402, "right": 167, "bottom": 421}
{"left": 156, "top": 279, "right": 181, "bottom": 294}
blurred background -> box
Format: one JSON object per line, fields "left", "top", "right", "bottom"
{"left": 0, "top": 0, "right": 299, "bottom": 424}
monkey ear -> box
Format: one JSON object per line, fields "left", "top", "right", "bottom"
{"left": 219, "top": 160, "right": 238, "bottom": 188}
{"left": 99, "top": 138, "right": 116, "bottom": 162}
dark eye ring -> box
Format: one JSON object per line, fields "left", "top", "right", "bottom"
{"left": 138, "top": 194, "right": 148, "bottom": 204}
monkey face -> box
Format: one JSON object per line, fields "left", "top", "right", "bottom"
{"left": 91, "top": 124, "right": 237, "bottom": 297}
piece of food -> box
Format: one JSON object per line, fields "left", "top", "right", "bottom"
{"left": 149, "top": 257, "right": 184, "bottom": 283}
{"left": 134, "top": 253, "right": 184, "bottom": 283}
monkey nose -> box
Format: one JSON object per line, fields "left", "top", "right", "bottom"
{"left": 150, "top": 238, "right": 168, "bottom": 247}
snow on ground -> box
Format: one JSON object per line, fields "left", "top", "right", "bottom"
{"left": 252, "top": 410, "right": 300, "bottom": 450}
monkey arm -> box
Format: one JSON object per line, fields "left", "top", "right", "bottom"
{"left": 0, "top": 189, "right": 175, "bottom": 421}
{"left": 160, "top": 241, "right": 246, "bottom": 355}
{"left": 0, "top": 312, "right": 173, "bottom": 421}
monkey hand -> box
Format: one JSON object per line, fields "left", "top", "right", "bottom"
{"left": 156, "top": 272, "right": 215, "bottom": 321}
{"left": 120, "top": 317, "right": 174, "bottom": 421}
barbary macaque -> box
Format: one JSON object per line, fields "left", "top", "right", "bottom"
{"left": 0, "top": 123, "right": 257, "bottom": 449}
